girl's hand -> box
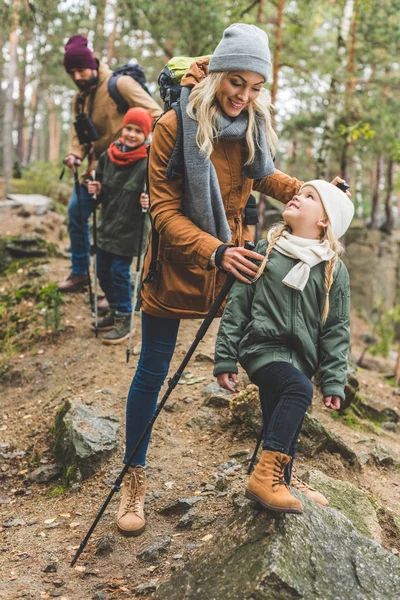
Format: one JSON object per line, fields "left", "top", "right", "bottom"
{"left": 220, "top": 247, "right": 264, "bottom": 284}
{"left": 140, "top": 193, "right": 149, "bottom": 210}
{"left": 324, "top": 396, "right": 341, "bottom": 410}
{"left": 88, "top": 181, "right": 101, "bottom": 195}
{"left": 330, "top": 176, "right": 351, "bottom": 199}
{"left": 217, "top": 372, "right": 239, "bottom": 393}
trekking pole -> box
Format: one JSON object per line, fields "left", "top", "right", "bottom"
{"left": 71, "top": 240, "right": 255, "bottom": 566}
{"left": 126, "top": 186, "right": 148, "bottom": 363}
{"left": 73, "top": 161, "right": 94, "bottom": 311}
{"left": 248, "top": 427, "right": 264, "bottom": 474}
{"left": 89, "top": 170, "right": 99, "bottom": 337}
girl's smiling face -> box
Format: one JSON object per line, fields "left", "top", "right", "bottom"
{"left": 215, "top": 71, "right": 265, "bottom": 117}
{"left": 283, "top": 185, "right": 329, "bottom": 238}
{"left": 121, "top": 124, "right": 146, "bottom": 149}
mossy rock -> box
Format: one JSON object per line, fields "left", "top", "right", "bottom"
{"left": 300, "top": 469, "right": 382, "bottom": 541}
{"left": 155, "top": 493, "right": 400, "bottom": 600}
{"left": 53, "top": 400, "right": 119, "bottom": 480}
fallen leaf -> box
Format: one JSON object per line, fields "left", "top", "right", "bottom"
{"left": 201, "top": 534, "right": 213, "bottom": 542}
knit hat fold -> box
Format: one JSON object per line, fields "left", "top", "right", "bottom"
{"left": 209, "top": 23, "right": 272, "bottom": 81}
{"left": 301, "top": 180, "right": 354, "bottom": 239}
{"left": 63, "top": 35, "right": 97, "bottom": 72}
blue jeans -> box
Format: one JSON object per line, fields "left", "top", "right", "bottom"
{"left": 251, "top": 362, "right": 314, "bottom": 484}
{"left": 96, "top": 248, "right": 132, "bottom": 315}
{"left": 124, "top": 312, "right": 180, "bottom": 466}
{"left": 67, "top": 183, "right": 93, "bottom": 275}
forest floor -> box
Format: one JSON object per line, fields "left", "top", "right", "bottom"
{"left": 1, "top": 205, "right": 400, "bottom": 600}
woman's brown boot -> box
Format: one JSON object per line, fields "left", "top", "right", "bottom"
{"left": 116, "top": 466, "right": 146, "bottom": 536}
{"left": 245, "top": 450, "right": 303, "bottom": 513}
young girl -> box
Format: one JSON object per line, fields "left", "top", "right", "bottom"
{"left": 214, "top": 180, "right": 354, "bottom": 513}
{"left": 87, "top": 107, "right": 151, "bottom": 345}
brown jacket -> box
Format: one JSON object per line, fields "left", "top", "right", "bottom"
{"left": 67, "top": 61, "right": 162, "bottom": 179}
{"left": 142, "top": 60, "right": 303, "bottom": 319}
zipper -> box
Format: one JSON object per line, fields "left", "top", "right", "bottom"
{"left": 289, "top": 259, "right": 296, "bottom": 363}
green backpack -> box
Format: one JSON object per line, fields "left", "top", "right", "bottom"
{"left": 158, "top": 56, "right": 208, "bottom": 112}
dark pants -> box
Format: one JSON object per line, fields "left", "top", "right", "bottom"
{"left": 96, "top": 247, "right": 132, "bottom": 316}
{"left": 67, "top": 183, "right": 93, "bottom": 275}
{"left": 251, "top": 362, "right": 314, "bottom": 484}
{"left": 124, "top": 312, "right": 180, "bottom": 466}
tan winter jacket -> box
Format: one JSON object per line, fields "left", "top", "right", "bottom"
{"left": 141, "top": 58, "right": 304, "bottom": 320}
{"left": 67, "top": 61, "right": 162, "bottom": 179}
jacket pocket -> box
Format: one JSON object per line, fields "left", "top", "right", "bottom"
{"left": 338, "top": 288, "right": 350, "bottom": 318}
{"left": 157, "top": 247, "right": 214, "bottom": 313}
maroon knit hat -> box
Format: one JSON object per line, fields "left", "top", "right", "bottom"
{"left": 63, "top": 35, "right": 97, "bottom": 72}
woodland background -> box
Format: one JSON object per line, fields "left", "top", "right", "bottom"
{"left": 1, "top": 0, "right": 399, "bottom": 231}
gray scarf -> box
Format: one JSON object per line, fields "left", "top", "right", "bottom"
{"left": 179, "top": 86, "right": 274, "bottom": 242}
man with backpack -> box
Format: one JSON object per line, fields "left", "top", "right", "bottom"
{"left": 59, "top": 35, "right": 162, "bottom": 293}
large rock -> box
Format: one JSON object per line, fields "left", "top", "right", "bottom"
{"left": 53, "top": 401, "right": 119, "bottom": 480}
{"left": 6, "top": 193, "right": 55, "bottom": 215}
{"left": 5, "top": 234, "right": 55, "bottom": 258}
{"left": 298, "top": 413, "right": 361, "bottom": 469}
{"left": 301, "top": 469, "right": 381, "bottom": 541}
{"left": 155, "top": 494, "right": 400, "bottom": 600}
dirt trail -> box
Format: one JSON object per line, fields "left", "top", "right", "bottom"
{"left": 1, "top": 207, "right": 399, "bottom": 599}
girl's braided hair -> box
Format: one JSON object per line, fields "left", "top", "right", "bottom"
{"left": 252, "top": 222, "right": 343, "bottom": 325}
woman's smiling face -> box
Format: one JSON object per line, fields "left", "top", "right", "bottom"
{"left": 215, "top": 71, "right": 265, "bottom": 117}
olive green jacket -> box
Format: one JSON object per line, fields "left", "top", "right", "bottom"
{"left": 95, "top": 152, "right": 150, "bottom": 258}
{"left": 214, "top": 239, "right": 351, "bottom": 400}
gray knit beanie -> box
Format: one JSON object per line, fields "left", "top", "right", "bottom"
{"left": 209, "top": 23, "right": 272, "bottom": 81}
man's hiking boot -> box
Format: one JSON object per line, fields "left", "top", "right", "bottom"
{"left": 58, "top": 273, "right": 89, "bottom": 293}
{"left": 102, "top": 315, "right": 132, "bottom": 345}
{"left": 116, "top": 466, "right": 146, "bottom": 536}
{"left": 245, "top": 450, "right": 303, "bottom": 513}
{"left": 290, "top": 472, "right": 329, "bottom": 506}
{"left": 91, "top": 311, "right": 115, "bottom": 332}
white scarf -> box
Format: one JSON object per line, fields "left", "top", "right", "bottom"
{"left": 271, "top": 230, "right": 335, "bottom": 291}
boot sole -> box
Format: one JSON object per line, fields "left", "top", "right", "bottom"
{"left": 117, "top": 522, "right": 146, "bottom": 537}
{"left": 102, "top": 331, "right": 132, "bottom": 345}
{"left": 90, "top": 325, "right": 114, "bottom": 332}
{"left": 58, "top": 283, "right": 89, "bottom": 293}
{"left": 245, "top": 489, "right": 303, "bottom": 514}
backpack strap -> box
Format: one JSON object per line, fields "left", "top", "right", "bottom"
{"left": 108, "top": 73, "right": 129, "bottom": 114}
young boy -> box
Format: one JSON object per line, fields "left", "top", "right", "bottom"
{"left": 88, "top": 107, "right": 151, "bottom": 344}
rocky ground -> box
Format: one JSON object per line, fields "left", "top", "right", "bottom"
{"left": 1, "top": 204, "right": 399, "bottom": 600}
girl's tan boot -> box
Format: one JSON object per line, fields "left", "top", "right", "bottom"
{"left": 116, "top": 466, "right": 146, "bottom": 536}
{"left": 290, "top": 472, "right": 329, "bottom": 506}
{"left": 245, "top": 450, "right": 303, "bottom": 513}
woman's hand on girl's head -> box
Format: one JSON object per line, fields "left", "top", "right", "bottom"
{"left": 221, "top": 247, "right": 264, "bottom": 284}
{"left": 330, "top": 177, "right": 351, "bottom": 199}
{"left": 87, "top": 181, "right": 101, "bottom": 195}
{"left": 324, "top": 396, "right": 341, "bottom": 411}
{"left": 217, "top": 372, "right": 239, "bottom": 393}
{"left": 140, "top": 193, "right": 149, "bottom": 210}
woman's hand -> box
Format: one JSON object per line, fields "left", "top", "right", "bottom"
{"left": 87, "top": 181, "right": 102, "bottom": 195}
{"left": 330, "top": 176, "right": 351, "bottom": 199}
{"left": 220, "top": 247, "right": 264, "bottom": 284}
{"left": 217, "top": 372, "right": 239, "bottom": 393}
{"left": 140, "top": 193, "right": 149, "bottom": 210}
{"left": 324, "top": 396, "right": 341, "bottom": 410}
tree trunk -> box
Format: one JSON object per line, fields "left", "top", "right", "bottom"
{"left": 26, "top": 82, "right": 41, "bottom": 165}
{"left": 257, "top": 0, "right": 266, "bottom": 22}
{"left": 47, "top": 96, "right": 61, "bottom": 162}
{"left": 369, "top": 155, "right": 382, "bottom": 229}
{"left": 107, "top": 1, "right": 119, "bottom": 64}
{"left": 316, "top": 0, "right": 355, "bottom": 178}
{"left": 381, "top": 157, "right": 394, "bottom": 235}
{"left": 17, "top": 35, "right": 28, "bottom": 165}
{"left": 353, "top": 154, "right": 363, "bottom": 221}
{"left": 93, "top": 0, "right": 107, "bottom": 57}
{"left": 2, "top": 0, "right": 20, "bottom": 192}
{"left": 270, "top": 0, "right": 284, "bottom": 127}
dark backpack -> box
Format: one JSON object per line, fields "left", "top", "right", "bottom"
{"left": 108, "top": 63, "right": 152, "bottom": 114}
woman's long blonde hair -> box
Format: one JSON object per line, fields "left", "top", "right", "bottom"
{"left": 187, "top": 72, "right": 278, "bottom": 163}
{"left": 253, "top": 223, "right": 344, "bottom": 325}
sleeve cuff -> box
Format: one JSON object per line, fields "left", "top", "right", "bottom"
{"left": 213, "top": 360, "right": 238, "bottom": 377}
{"left": 321, "top": 384, "right": 345, "bottom": 400}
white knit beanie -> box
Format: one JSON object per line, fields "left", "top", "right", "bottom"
{"left": 301, "top": 180, "right": 355, "bottom": 239}
{"left": 209, "top": 23, "right": 272, "bottom": 81}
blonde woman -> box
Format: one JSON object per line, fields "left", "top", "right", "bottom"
{"left": 214, "top": 181, "right": 354, "bottom": 513}
{"left": 116, "top": 24, "right": 347, "bottom": 536}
